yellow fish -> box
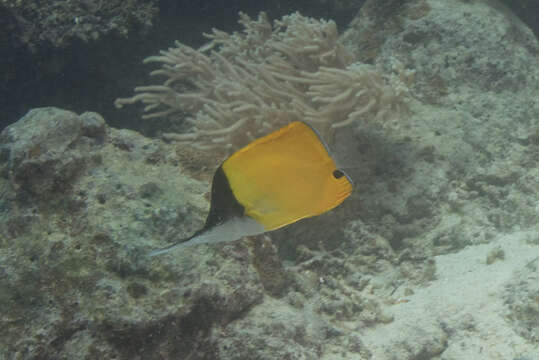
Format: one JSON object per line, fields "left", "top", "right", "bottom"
{"left": 149, "top": 121, "right": 353, "bottom": 256}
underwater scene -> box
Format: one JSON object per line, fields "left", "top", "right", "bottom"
{"left": 0, "top": 0, "right": 538, "bottom": 359}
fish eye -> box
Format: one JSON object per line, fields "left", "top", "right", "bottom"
{"left": 333, "top": 169, "right": 345, "bottom": 179}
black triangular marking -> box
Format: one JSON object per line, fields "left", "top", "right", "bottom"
{"left": 203, "top": 166, "right": 245, "bottom": 230}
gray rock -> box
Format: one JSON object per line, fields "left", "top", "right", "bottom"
{"left": 504, "top": 257, "right": 539, "bottom": 343}
{"left": 0, "top": 107, "right": 105, "bottom": 196}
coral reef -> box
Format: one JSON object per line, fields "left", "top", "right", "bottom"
{"left": 0, "top": 107, "right": 263, "bottom": 359}
{"left": 0, "top": 0, "right": 538, "bottom": 359}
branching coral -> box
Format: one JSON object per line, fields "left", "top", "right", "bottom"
{"left": 115, "top": 12, "right": 406, "bottom": 151}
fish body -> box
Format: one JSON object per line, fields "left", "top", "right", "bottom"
{"left": 149, "top": 121, "right": 353, "bottom": 256}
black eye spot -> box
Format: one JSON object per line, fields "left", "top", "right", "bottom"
{"left": 333, "top": 170, "right": 344, "bottom": 179}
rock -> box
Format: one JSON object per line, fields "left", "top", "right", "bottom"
{"left": 504, "top": 257, "right": 539, "bottom": 343}
{"left": 0, "top": 107, "right": 105, "bottom": 196}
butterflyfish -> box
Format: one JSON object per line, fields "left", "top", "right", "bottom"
{"left": 149, "top": 121, "right": 353, "bottom": 256}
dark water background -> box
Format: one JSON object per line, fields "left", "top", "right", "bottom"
{"left": 0, "top": 0, "right": 363, "bottom": 135}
